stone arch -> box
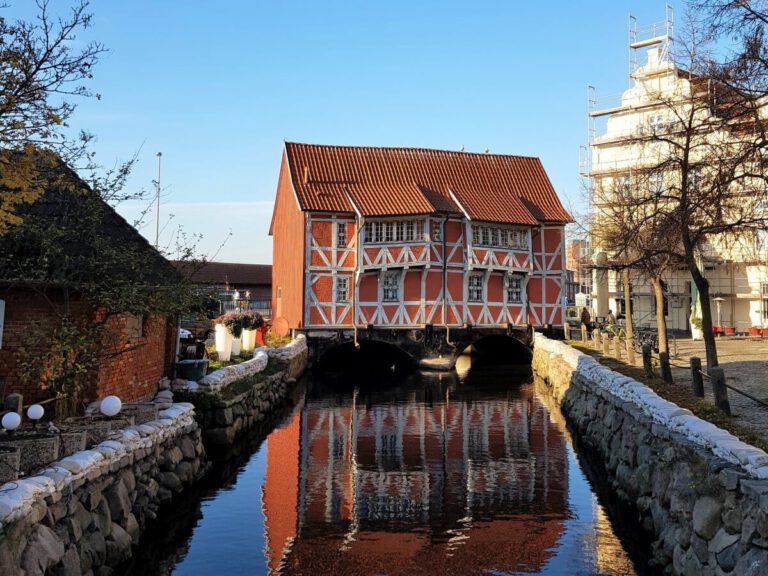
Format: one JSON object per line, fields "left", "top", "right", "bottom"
{"left": 315, "top": 338, "right": 418, "bottom": 378}
{"left": 468, "top": 334, "right": 533, "bottom": 366}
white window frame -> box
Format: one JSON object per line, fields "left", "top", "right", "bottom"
{"left": 336, "top": 222, "right": 347, "bottom": 248}
{"left": 468, "top": 273, "right": 484, "bottom": 303}
{"left": 382, "top": 271, "right": 401, "bottom": 302}
{"left": 648, "top": 114, "right": 664, "bottom": 135}
{"left": 506, "top": 275, "right": 523, "bottom": 304}
{"left": 335, "top": 276, "right": 349, "bottom": 303}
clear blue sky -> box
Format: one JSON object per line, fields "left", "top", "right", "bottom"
{"left": 7, "top": 1, "right": 669, "bottom": 263}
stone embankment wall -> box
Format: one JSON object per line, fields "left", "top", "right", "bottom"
{"left": 177, "top": 336, "right": 308, "bottom": 447}
{"left": 533, "top": 334, "right": 768, "bottom": 575}
{"left": 0, "top": 403, "right": 206, "bottom": 576}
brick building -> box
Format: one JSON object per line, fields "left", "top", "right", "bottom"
{"left": 0, "top": 159, "right": 179, "bottom": 405}
{"left": 270, "top": 142, "right": 571, "bottom": 334}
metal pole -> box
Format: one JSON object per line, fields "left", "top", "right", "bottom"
{"left": 155, "top": 151, "right": 162, "bottom": 248}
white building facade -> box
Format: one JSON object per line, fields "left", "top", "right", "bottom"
{"left": 586, "top": 11, "right": 768, "bottom": 333}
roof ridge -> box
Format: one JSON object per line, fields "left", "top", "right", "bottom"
{"left": 284, "top": 141, "right": 541, "bottom": 161}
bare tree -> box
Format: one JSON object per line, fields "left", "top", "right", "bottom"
{"left": 640, "top": 14, "right": 768, "bottom": 369}
{"left": 591, "top": 170, "right": 681, "bottom": 354}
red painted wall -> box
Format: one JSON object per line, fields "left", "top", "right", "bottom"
{"left": 271, "top": 153, "right": 306, "bottom": 328}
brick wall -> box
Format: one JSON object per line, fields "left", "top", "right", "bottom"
{"left": 0, "top": 287, "right": 174, "bottom": 405}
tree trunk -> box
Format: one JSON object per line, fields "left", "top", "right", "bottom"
{"left": 682, "top": 248, "right": 719, "bottom": 368}
{"left": 651, "top": 275, "right": 669, "bottom": 354}
{"left": 623, "top": 268, "right": 634, "bottom": 339}
{"left": 695, "top": 272, "right": 719, "bottom": 369}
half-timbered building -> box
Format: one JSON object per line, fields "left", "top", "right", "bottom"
{"left": 269, "top": 142, "right": 571, "bottom": 335}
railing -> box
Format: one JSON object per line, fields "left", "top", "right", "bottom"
{"left": 219, "top": 299, "right": 272, "bottom": 319}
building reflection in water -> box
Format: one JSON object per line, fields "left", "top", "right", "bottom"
{"left": 263, "top": 369, "right": 572, "bottom": 575}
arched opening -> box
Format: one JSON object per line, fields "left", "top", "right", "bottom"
{"left": 455, "top": 335, "right": 532, "bottom": 380}
{"left": 315, "top": 339, "right": 418, "bottom": 386}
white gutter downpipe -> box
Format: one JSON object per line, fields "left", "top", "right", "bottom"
{"left": 343, "top": 187, "right": 363, "bottom": 348}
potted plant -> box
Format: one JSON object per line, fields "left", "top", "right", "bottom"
{"left": 749, "top": 325, "right": 761, "bottom": 337}
{"left": 220, "top": 312, "right": 244, "bottom": 357}
{"left": 762, "top": 326, "right": 768, "bottom": 338}
{"left": 240, "top": 311, "right": 265, "bottom": 353}
{"left": 691, "top": 316, "right": 703, "bottom": 340}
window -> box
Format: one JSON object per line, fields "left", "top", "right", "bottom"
{"left": 468, "top": 274, "right": 484, "bottom": 302}
{"left": 616, "top": 174, "right": 630, "bottom": 195}
{"left": 431, "top": 221, "right": 442, "bottom": 242}
{"left": 335, "top": 277, "right": 349, "bottom": 303}
{"left": 648, "top": 114, "right": 664, "bottom": 135}
{"left": 337, "top": 222, "right": 347, "bottom": 248}
{"left": 395, "top": 221, "right": 404, "bottom": 242}
{"left": 382, "top": 272, "right": 400, "bottom": 302}
{"left": 472, "top": 224, "right": 527, "bottom": 249}
{"left": 506, "top": 276, "right": 523, "bottom": 303}
{"left": 649, "top": 171, "right": 664, "bottom": 195}
{"left": 384, "top": 222, "right": 394, "bottom": 242}
{"left": 365, "top": 220, "right": 424, "bottom": 243}
{"left": 404, "top": 221, "right": 414, "bottom": 242}
{"left": 688, "top": 167, "right": 703, "bottom": 192}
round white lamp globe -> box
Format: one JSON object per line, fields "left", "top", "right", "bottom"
{"left": 1, "top": 412, "right": 22, "bottom": 431}
{"left": 27, "top": 404, "right": 44, "bottom": 421}
{"left": 100, "top": 396, "right": 122, "bottom": 417}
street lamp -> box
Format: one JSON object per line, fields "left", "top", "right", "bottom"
{"left": 154, "top": 152, "right": 162, "bottom": 248}
{"left": 714, "top": 296, "right": 725, "bottom": 328}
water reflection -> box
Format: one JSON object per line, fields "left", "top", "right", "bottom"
{"left": 263, "top": 364, "right": 639, "bottom": 575}
{"left": 142, "top": 357, "right": 654, "bottom": 576}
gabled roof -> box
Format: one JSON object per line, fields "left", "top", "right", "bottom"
{"left": 282, "top": 142, "right": 571, "bottom": 225}
{"left": 0, "top": 154, "right": 176, "bottom": 287}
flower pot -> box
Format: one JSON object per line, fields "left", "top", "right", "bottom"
{"left": 58, "top": 431, "right": 87, "bottom": 458}
{"left": 122, "top": 403, "right": 159, "bottom": 424}
{"left": 1, "top": 432, "right": 60, "bottom": 475}
{"left": 762, "top": 328, "right": 768, "bottom": 338}
{"left": 749, "top": 327, "right": 760, "bottom": 337}
{"left": 691, "top": 325, "right": 702, "bottom": 340}
{"left": 215, "top": 324, "right": 233, "bottom": 361}
{"left": 725, "top": 327, "right": 735, "bottom": 336}
{"left": 0, "top": 444, "right": 20, "bottom": 485}
{"left": 242, "top": 329, "right": 257, "bottom": 353}
{"left": 177, "top": 358, "right": 209, "bottom": 381}
{"left": 64, "top": 415, "right": 136, "bottom": 446}
{"left": 231, "top": 336, "right": 242, "bottom": 357}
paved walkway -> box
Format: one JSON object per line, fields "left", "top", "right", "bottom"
{"left": 669, "top": 337, "right": 768, "bottom": 440}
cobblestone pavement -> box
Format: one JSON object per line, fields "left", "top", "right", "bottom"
{"left": 668, "top": 337, "right": 768, "bottom": 441}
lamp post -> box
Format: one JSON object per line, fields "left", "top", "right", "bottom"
{"left": 154, "top": 151, "right": 162, "bottom": 248}
{"left": 714, "top": 296, "right": 725, "bottom": 328}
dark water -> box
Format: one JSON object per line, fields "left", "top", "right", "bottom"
{"left": 125, "top": 359, "right": 657, "bottom": 576}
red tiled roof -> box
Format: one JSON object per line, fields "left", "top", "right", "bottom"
{"left": 283, "top": 142, "right": 571, "bottom": 225}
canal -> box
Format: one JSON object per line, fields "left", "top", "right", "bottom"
{"left": 121, "top": 356, "right": 658, "bottom": 575}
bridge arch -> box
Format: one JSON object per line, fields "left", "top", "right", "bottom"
{"left": 468, "top": 334, "right": 532, "bottom": 366}
{"left": 315, "top": 338, "right": 418, "bottom": 378}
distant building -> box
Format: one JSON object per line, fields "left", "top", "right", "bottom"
{"left": 565, "top": 239, "right": 591, "bottom": 306}
{"left": 184, "top": 261, "right": 272, "bottom": 318}
{"left": 269, "top": 142, "right": 571, "bottom": 334}
{"left": 585, "top": 9, "right": 768, "bottom": 332}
